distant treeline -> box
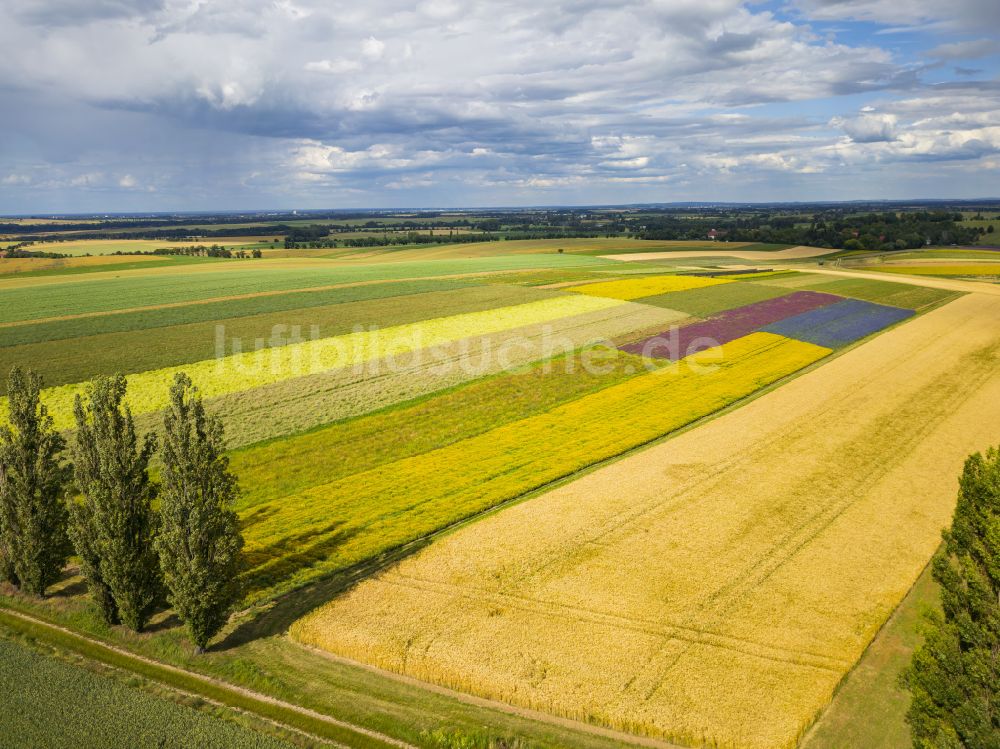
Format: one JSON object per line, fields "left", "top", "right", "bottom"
{"left": 638, "top": 211, "right": 988, "bottom": 250}
{"left": 282, "top": 226, "right": 609, "bottom": 249}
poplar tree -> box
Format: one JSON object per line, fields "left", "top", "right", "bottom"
{"left": 69, "top": 375, "right": 160, "bottom": 631}
{"left": 0, "top": 367, "right": 70, "bottom": 596}
{"left": 903, "top": 447, "right": 1000, "bottom": 748}
{"left": 156, "top": 373, "right": 243, "bottom": 652}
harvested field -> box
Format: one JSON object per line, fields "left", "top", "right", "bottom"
{"left": 243, "top": 332, "right": 827, "bottom": 600}
{"left": 568, "top": 274, "right": 730, "bottom": 300}
{"left": 763, "top": 299, "right": 914, "bottom": 348}
{"left": 621, "top": 291, "right": 839, "bottom": 360}
{"left": 293, "top": 293, "right": 1000, "bottom": 749}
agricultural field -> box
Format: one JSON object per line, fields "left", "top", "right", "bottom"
{"left": 0, "top": 637, "right": 296, "bottom": 748}
{"left": 294, "top": 292, "right": 1000, "bottom": 749}
{"left": 281, "top": 239, "right": 788, "bottom": 264}
{"left": 866, "top": 262, "right": 1000, "bottom": 279}
{"left": 1, "top": 244, "right": 996, "bottom": 749}
{"left": 12, "top": 237, "right": 278, "bottom": 256}
{"left": 0, "top": 253, "right": 169, "bottom": 276}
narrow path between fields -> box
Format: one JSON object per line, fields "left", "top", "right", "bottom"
{"left": 790, "top": 266, "right": 1000, "bottom": 296}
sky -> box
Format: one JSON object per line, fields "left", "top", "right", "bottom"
{"left": 0, "top": 0, "right": 998, "bottom": 212}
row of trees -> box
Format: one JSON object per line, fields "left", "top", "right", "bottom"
{"left": 0, "top": 368, "right": 243, "bottom": 651}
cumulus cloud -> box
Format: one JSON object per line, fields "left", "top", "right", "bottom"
{"left": 0, "top": 0, "right": 996, "bottom": 209}
{"left": 833, "top": 112, "right": 899, "bottom": 142}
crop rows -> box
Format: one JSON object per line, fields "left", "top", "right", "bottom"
{"left": 568, "top": 273, "right": 730, "bottom": 300}
{"left": 622, "top": 291, "right": 840, "bottom": 360}
{"left": 636, "top": 282, "right": 791, "bottom": 316}
{"left": 0, "top": 285, "right": 554, "bottom": 391}
{"left": 9, "top": 295, "right": 622, "bottom": 431}
{"left": 0, "top": 254, "right": 612, "bottom": 323}
{"left": 291, "top": 295, "right": 1000, "bottom": 749}
{"left": 175, "top": 300, "right": 686, "bottom": 449}
{"left": 241, "top": 332, "right": 828, "bottom": 600}
{"left": 762, "top": 299, "right": 914, "bottom": 348}
{"left": 780, "top": 277, "right": 959, "bottom": 311}
{"left": 0, "top": 278, "right": 477, "bottom": 348}
{"left": 0, "top": 638, "right": 293, "bottom": 748}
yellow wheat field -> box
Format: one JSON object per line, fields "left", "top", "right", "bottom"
{"left": 568, "top": 273, "right": 730, "bottom": 300}
{"left": 2, "top": 295, "right": 623, "bottom": 431}
{"left": 293, "top": 293, "right": 1000, "bottom": 749}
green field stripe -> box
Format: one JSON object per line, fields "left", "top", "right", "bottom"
{"left": 0, "top": 279, "right": 476, "bottom": 348}
{"left": 0, "top": 607, "right": 409, "bottom": 749}
{"left": 0, "top": 285, "right": 556, "bottom": 392}
{"left": 635, "top": 281, "right": 792, "bottom": 316}
{"left": 185, "top": 301, "right": 683, "bottom": 449}
{"left": 785, "top": 277, "right": 962, "bottom": 311}
{"left": 231, "top": 349, "right": 649, "bottom": 509}
{"left": 9, "top": 295, "right": 625, "bottom": 432}
{"left": 0, "top": 255, "right": 614, "bottom": 324}
{"left": 0, "top": 636, "right": 301, "bottom": 748}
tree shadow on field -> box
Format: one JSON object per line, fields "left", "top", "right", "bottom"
{"left": 214, "top": 531, "right": 435, "bottom": 652}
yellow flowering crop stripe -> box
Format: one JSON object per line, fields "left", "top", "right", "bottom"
{"left": 8, "top": 295, "right": 624, "bottom": 431}
{"left": 568, "top": 273, "right": 732, "bottom": 300}
{"left": 240, "top": 332, "right": 830, "bottom": 601}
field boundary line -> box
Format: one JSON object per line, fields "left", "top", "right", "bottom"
{"left": 0, "top": 606, "right": 413, "bottom": 749}
{"left": 796, "top": 553, "right": 938, "bottom": 748}
{"left": 297, "top": 642, "right": 686, "bottom": 749}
